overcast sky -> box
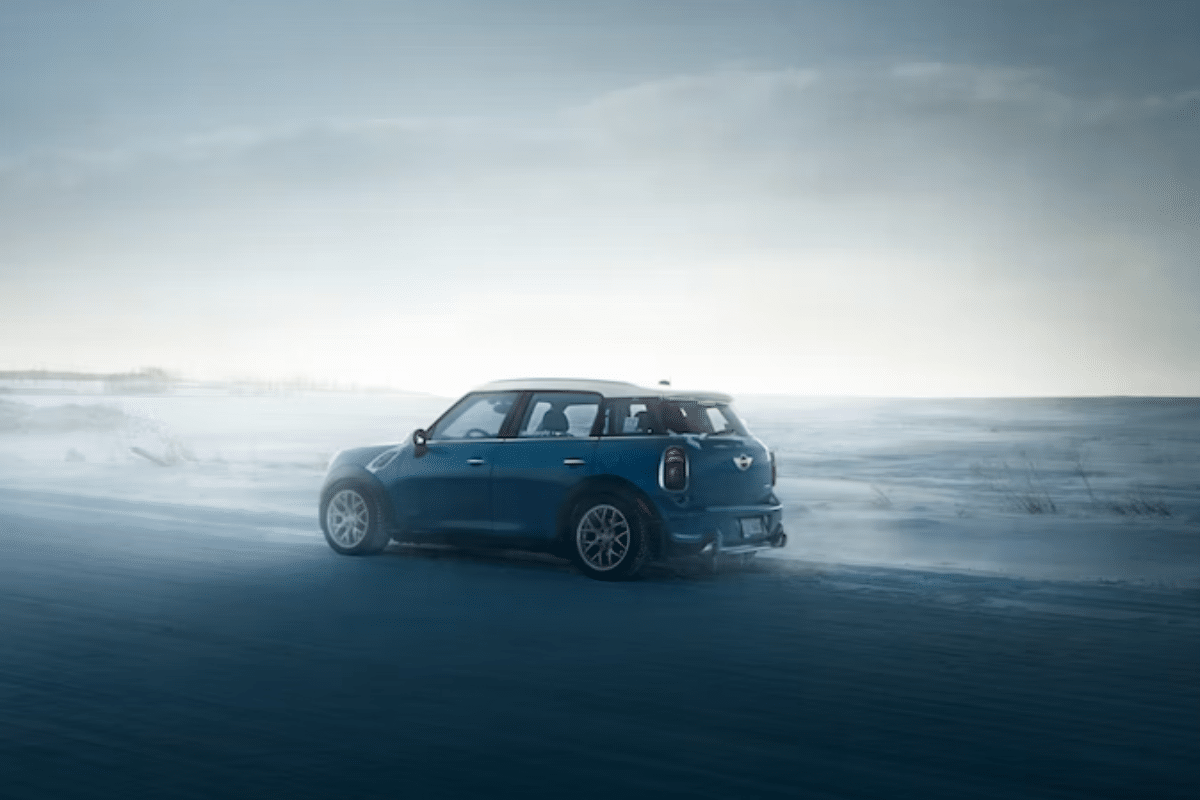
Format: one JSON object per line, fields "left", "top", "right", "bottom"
{"left": 2, "top": 1, "right": 1197, "bottom": 396}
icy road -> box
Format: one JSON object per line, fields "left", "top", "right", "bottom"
{"left": 1, "top": 491, "right": 1196, "bottom": 799}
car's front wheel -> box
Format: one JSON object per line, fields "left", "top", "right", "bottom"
{"left": 568, "top": 493, "right": 649, "bottom": 581}
{"left": 320, "top": 482, "right": 391, "bottom": 555}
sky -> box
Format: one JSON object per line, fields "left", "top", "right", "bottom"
{"left": 2, "top": 0, "right": 1198, "bottom": 397}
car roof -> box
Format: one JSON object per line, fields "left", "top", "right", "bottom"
{"left": 471, "top": 378, "right": 733, "bottom": 403}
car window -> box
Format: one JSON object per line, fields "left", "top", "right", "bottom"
{"left": 602, "top": 398, "right": 660, "bottom": 436}
{"left": 659, "top": 401, "right": 711, "bottom": 433}
{"left": 429, "top": 392, "right": 519, "bottom": 440}
{"left": 517, "top": 392, "right": 600, "bottom": 438}
{"left": 703, "top": 404, "right": 747, "bottom": 435}
{"left": 601, "top": 398, "right": 747, "bottom": 436}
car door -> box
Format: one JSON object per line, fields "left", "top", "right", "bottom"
{"left": 403, "top": 391, "right": 520, "bottom": 535}
{"left": 492, "top": 392, "right": 601, "bottom": 540}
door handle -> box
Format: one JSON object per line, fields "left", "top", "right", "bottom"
{"left": 467, "top": 458, "right": 486, "bottom": 466}
{"left": 563, "top": 458, "right": 586, "bottom": 466}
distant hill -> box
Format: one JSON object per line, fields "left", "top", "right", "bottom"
{"left": 0, "top": 368, "right": 173, "bottom": 382}
{"left": 0, "top": 368, "right": 427, "bottom": 395}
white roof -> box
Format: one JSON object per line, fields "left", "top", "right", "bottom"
{"left": 472, "top": 378, "right": 733, "bottom": 403}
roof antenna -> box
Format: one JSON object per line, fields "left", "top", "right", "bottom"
{"left": 658, "top": 379, "right": 671, "bottom": 386}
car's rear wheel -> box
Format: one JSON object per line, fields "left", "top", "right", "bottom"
{"left": 321, "top": 482, "right": 390, "bottom": 555}
{"left": 568, "top": 493, "right": 649, "bottom": 581}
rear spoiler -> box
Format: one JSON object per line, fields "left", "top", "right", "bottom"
{"left": 662, "top": 392, "right": 733, "bottom": 404}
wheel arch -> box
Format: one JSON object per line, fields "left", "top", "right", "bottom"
{"left": 556, "top": 475, "right": 665, "bottom": 559}
{"left": 320, "top": 466, "right": 397, "bottom": 536}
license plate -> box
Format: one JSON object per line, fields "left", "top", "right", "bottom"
{"left": 739, "top": 517, "right": 764, "bottom": 538}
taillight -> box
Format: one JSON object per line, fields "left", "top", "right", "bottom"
{"left": 770, "top": 451, "right": 777, "bottom": 486}
{"left": 660, "top": 445, "right": 688, "bottom": 491}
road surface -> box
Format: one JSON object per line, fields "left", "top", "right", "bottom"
{"left": 1, "top": 492, "right": 1196, "bottom": 799}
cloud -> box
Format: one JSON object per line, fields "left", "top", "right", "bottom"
{"left": 4, "top": 61, "right": 1195, "bottom": 218}
{"left": 564, "top": 65, "right": 1199, "bottom": 288}
{"left": 2, "top": 63, "right": 1197, "bottom": 393}
{"left": 558, "top": 65, "right": 1200, "bottom": 392}
{"left": 571, "top": 63, "right": 1200, "bottom": 195}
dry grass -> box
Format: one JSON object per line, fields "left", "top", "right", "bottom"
{"left": 1107, "top": 491, "right": 1172, "bottom": 518}
{"left": 971, "top": 457, "right": 1058, "bottom": 514}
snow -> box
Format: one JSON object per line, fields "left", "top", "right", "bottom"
{"left": 0, "top": 387, "right": 1197, "bottom": 585}
{"left": 2, "top": 386, "right": 1197, "bottom": 799}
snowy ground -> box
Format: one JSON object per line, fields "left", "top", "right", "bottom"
{"left": 1, "top": 387, "right": 1197, "bottom": 798}
{"left": 1, "top": 387, "right": 1197, "bottom": 585}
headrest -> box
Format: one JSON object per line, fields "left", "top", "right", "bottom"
{"left": 539, "top": 408, "right": 569, "bottom": 433}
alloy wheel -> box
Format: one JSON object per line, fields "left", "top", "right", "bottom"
{"left": 575, "top": 503, "right": 631, "bottom": 571}
{"left": 326, "top": 489, "right": 370, "bottom": 548}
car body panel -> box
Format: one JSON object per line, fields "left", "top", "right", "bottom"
{"left": 404, "top": 438, "right": 499, "bottom": 534}
{"left": 492, "top": 438, "right": 598, "bottom": 538}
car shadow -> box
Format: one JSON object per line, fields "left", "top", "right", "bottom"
{"left": 378, "top": 541, "right": 768, "bottom": 582}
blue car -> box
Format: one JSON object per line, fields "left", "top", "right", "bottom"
{"left": 320, "top": 379, "right": 785, "bottom": 580}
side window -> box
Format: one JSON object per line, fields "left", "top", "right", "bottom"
{"left": 430, "top": 392, "right": 519, "bottom": 440}
{"left": 704, "top": 404, "right": 748, "bottom": 435}
{"left": 660, "top": 401, "right": 715, "bottom": 434}
{"left": 602, "top": 399, "right": 659, "bottom": 436}
{"left": 517, "top": 392, "right": 600, "bottom": 438}
{"left": 705, "top": 407, "right": 733, "bottom": 433}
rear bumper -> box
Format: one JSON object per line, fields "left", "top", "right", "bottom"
{"left": 698, "top": 530, "right": 787, "bottom": 557}
{"left": 656, "top": 502, "right": 785, "bottom": 559}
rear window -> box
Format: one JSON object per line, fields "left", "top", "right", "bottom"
{"left": 601, "top": 398, "right": 747, "bottom": 436}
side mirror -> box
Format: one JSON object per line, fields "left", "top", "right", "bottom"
{"left": 412, "top": 428, "right": 428, "bottom": 455}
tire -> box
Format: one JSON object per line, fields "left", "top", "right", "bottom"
{"left": 567, "top": 492, "right": 649, "bottom": 581}
{"left": 320, "top": 481, "right": 391, "bottom": 555}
